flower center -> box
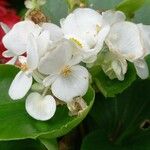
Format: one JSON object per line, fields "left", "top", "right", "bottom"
{"left": 15, "top": 60, "right": 29, "bottom": 72}
{"left": 61, "top": 66, "right": 72, "bottom": 77}
{"left": 70, "top": 37, "right": 83, "bottom": 48}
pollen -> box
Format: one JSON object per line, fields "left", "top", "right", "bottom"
{"left": 15, "top": 61, "right": 29, "bottom": 72}
{"left": 61, "top": 66, "right": 72, "bottom": 77}
{"left": 70, "top": 37, "right": 83, "bottom": 48}
{"left": 96, "top": 24, "right": 101, "bottom": 33}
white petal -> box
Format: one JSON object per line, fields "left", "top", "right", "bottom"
{"left": 2, "top": 21, "right": 41, "bottom": 55}
{"left": 111, "top": 59, "right": 127, "bottom": 81}
{"left": 0, "top": 22, "right": 10, "bottom": 33}
{"left": 61, "top": 8, "right": 103, "bottom": 46}
{"left": 91, "top": 24, "right": 110, "bottom": 54}
{"left": 26, "top": 34, "right": 39, "bottom": 70}
{"left": 138, "top": 24, "right": 150, "bottom": 56}
{"left": 18, "top": 56, "right": 27, "bottom": 64}
{"left": 25, "top": 92, "right": 56, "bottom": 121}
{"left": 38, "top": 39, "right": 73, "bottom": 75}
{"left": 61, "top": 8, "right": 102, "bottom": 35}
{"left": 43, "top": 75, "right": 58, "bottom": 87}
{"left": 51, "top": 65, "right": 89, "bottom": 102}
{"left": 82, "top": 55, "right": 97, "bottom": 64}
{"left": 106, "top": 22, "right": 144, "bottom": 61}
{"left": 102, "top": 10, "right": 126, "bottom": 25}
{"left": 6, "top": 57, "right": 18, "bottom": 65}
{"left": 9, "top": 71, "right": 33, "bottom": 100}
{"left": 2, "top": 50, "right": 16, "bottom": 58}
{"left": 37, "top": 30, "right": 51, "bottom": 57}
{"left": 134, "top": 59, "right": 149, "bottom": 79}
{"left": 42, "top": 23, "right": 63, "bottom": 41}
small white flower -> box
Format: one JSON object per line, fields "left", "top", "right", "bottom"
{"left": 25, "top": 92, "right": 56, "bottom": 121}
{"left": 105, "top": 21, "right": 149, "bottom": 79}
{"left": 9, "top": 35, "right": 39, "bottom": 100}
{"left": 38, "top": 40, "right": 89, "bottom": 102}
{"left": 2, "top": 21, "right": 41, "bottom": 64}
{"left": 2, "top": 20, "right": 63, "bottom": 64}
{"left": 60, "top": 8, "right": 110, "bottom": 63}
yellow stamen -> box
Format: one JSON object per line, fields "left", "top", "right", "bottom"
{"left": 61, "top": 66, "right": 72, "bottom": 77}
{"left": 15, "top": 61, "right": 29, "bottom": 72}
{"left": 70, "top": 37, "right": 83, "bottom": 48}
{"left": 96, "top": 24, "right": 101, "bottom": 33}
{"left": 20, "top": 64, "right": 29, "bottom": 71}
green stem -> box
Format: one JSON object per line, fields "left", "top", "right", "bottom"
{"left": 42, "top": 87, "right": 49, "bottom": 97}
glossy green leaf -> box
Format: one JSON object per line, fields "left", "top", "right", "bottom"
{"left": 42, "top": 0, "right": 68, "bottom": 25}
{"left": 0, "top": 65, "right": 95, "bottom": 141}
{"left": 81, "top": 80, "right": 150, "bottom": 149}
{"left": 116, "top": 0, "right": 145, "bottom": 19}
{"left": 133, "top": 0, "right": 150, "bottom": 24}
{"left": 0, "top": 139, "right": 46, "bottom": 150}
{"left": 39, "top": 138, "right": 58, "bottom": 150}
{"left": 87, "top": 0, "right": 122, "bottom": 11}
{"left": 89, "top": 64, "right": 136, "bottom": 97}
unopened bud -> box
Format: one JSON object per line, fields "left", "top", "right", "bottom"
{"left": 26, "top": 9, "right": 47, "bottom": 24}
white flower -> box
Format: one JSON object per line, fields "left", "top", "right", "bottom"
{"left": 2, "top": 20, "right": 63, "bottom": 64}
{"left": 9, "top": 35, "right": 39, "bottom": 100}
{"left": 105, "top": 21, "right": 149, "bottom": 79}
{"left": 25, "top": 92, "right": 56, "bottom": 121}
{"left": 60, "top": 8, "right": 110, "bottom": 63}
{"left": 2, "top": 21, "right": 41, "bottom": 64}
{"left": 38, "top": 40, "right": 89, "bottom": 102}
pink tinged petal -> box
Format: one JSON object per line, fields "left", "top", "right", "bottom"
{"left": 6, "top": 57, "right": 18, "bottom": 65}
{"left": 25, "top": 92, "right": 56, "bottom": 121}
{"left": 106, "top": 22, "right": 144, "bottom": 61}
{"left": 42, "top": 23, "right": 63, "bottom": 41}
{"left": 51, "top": 65, "right": 89, "bottom": 102}
{"left": 27, "top": 34, "right": 39, "bottom": 70}
{"left": 18, "top": 56, "right": 27, "bottom": 64}
{"left": 0, "top": 22, "right": 10, "bottom": 33}
{"left": 2, "top": 21, "right": 40, "bottom": 55}
{"left": 9, "top": 71, "right": 33, "bottom": 100}
{"left": 2, "top": 50, "right": 16, "bottom": 58}
{"left": 102, "top": 10, "right": 126, "bottom": 25}
{"left": 38, "top": 40, "right": 73, "bottom": 75}
{"left": 134, "top": 59, "right": 149, "bottom": 79}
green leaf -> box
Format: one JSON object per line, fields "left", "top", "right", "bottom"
{"left": 116, "top": 0, "right": 145, "bottom": 19}
{"left": 81, "top": 129, "right": 150, "bottom": 150}
{"left": 42, "top": 0, "right": 68, "bottom": 25}
{"left": 87, "top": 0, "right": 122, "bottom": 11}
{"left": 0, "top": 139, "right": 46, "bottom": 150}
{"left": 39, "top": 138, "right": 58, "bottom": 150}
{"left": 133, "top": 0, "right": 150, "bottom": 24}
{"left": 82, "top": 80, "right": 150, "bottom": 149}
{"left": 90, "top": 64, "right": 136, "bottom": 97}
{"left": 0, "top": 65, "right": 95, "bottom": 140}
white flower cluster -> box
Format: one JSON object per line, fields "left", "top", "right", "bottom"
{"left": 1, "top": 8, "right": 150, "bottom": 121}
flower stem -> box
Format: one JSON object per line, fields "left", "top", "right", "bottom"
{"left": 42, "top": 86, "right": 49, "bottom": 97}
